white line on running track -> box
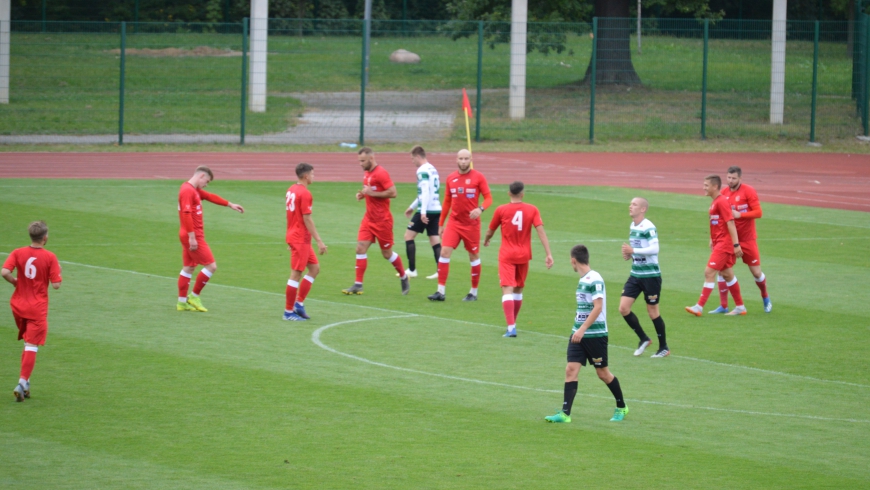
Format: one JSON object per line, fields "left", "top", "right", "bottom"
{"left": 312, "top": 316, "right": 870, "bottom": 424}
{"left": 4, "top": 254, "right": 867, "bottom": 391}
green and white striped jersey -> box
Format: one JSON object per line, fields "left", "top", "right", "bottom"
{"left": 573, "top": 270, "right": 607, "bottom": 337}
{"left": 629, "top": 218, "right": 661, "bottom": 278}
{"left": 409, "top": 162, "right": 442, "bottom": 215}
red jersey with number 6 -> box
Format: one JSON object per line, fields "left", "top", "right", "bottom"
{"left": 3, "top": 247, "right": 62, "bottom": 320}
{"left": 709, "top": 194, "right": 735, "bottom": 253}
{"left": 286, "top": 183, "right": 313, "bottom": 244}
{"left": 489, "top": 202, "right": 543, "bottom": 264}
{"left": 721, "top": 183, "right": 760, "bottom": 242}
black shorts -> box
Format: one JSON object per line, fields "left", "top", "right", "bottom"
{"left": 621, "top": 275, "right": 662, "bottom": 305}
{"left": 407, "top": 212, "right": 440, "bottom": 236}
{"left": 567, "top": 335, "right": 608, "bottom": 367}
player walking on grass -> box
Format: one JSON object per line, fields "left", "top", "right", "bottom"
{"left": 545, "top": 244, "right": 628, "bottom": 423}
{"left": 2, "top": 221, "right": 62, "bottom": 402}
{"left": 177, "top": 166, "right": 245, "bottom": 312}
{"left": 401, "top": 146, "right": 442, "bottom": 280}
{"left": 427, "top": 149, "right": 492, "bottom": 302}
{"left": 342, "top": 147, "right": 410, "bottom": 296}
{"left": 686, "top": 175, "right": 746, "bottom": 317}
{"left": 284, "top": 163, "right": 328, "bottom": 321}
{"left": 483, "top": 181, "right": 554, "bottom": 338}
{"left": 619, "top": 197, "right": 669, "bottom": 358}
{"left": 710, "top": 166, "right": 772, "bottom": 314}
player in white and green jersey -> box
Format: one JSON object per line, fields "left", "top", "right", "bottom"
{"left": 619, "top": 197, "right": 669, "bottom": 358}
{"left": 402, "top": 146, "right": 442, "bottom": 278}
{"left": 545, "top": 244, "right": 628, "bottom": 424}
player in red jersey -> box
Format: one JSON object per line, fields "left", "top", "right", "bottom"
{"left": 284, "top": 163, "right": 328, "bottom": 321}
{"left": 342, "top": 147, "right": 410, "bottom": 296}
{"left": 427, "top": 149, "right": 493, "bottom": 302}
{"left": 710, "top": 166, "right": 772, "bottom": 314}
{"left": 484, "top": 181, "right": 554, "bottom": 337}
{"left": 685, "top": 175, "right": 747, "bottom": 317}
{"left": 2, "top": 221, "right": 62, "bottom": 402}
{"left": 177, "top": 166, "right": 245, "bottom": 312}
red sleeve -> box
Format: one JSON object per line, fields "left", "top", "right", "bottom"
{"left": 741, "top": 188, "right": 762, "bottom": 219}
{"left": 488, "top": 207, "right": 501, "bottom": 231}
{"left": 531, "top": 206, "right": 543, "bottom": 227}
{"left": 49, "top": 254, "right": 62, "bottom": 283}
{"left": 198, "top": 189, "right": 229, "bottom": 207}
{"left": 181, "top": 213, "right": 195, "bottom": 234}
{"left": 718, "top": 198, "right": 734, "bottom": 221}
{"left": 179, "top": 188, "right": 196, "bottom": 233}
{"left": 2, "top": 250, "right": 16, "bottom": 271}
{"left": 439, "top": 191, "right": 452, "bottom": 226}
{"left": 379, "top": 169, "right": 394, "bottom": 191}
{"left": 301, "top": 190, "right": 313, "bottom": 216}
{"left": 479, "top": 176, "right": 492, "bottom": 209}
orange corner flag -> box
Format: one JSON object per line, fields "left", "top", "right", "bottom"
{"left": 462, "top": 88, "right": 473, "bottom": 118}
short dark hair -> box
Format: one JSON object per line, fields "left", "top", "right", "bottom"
{"left": 411, "top": 145, "right": 426, "bottom": 158}
{"left": 195, "top": 166, "right": 214, "bottom": 180}
{"left": 29, "top": 220, "right": 48, "bottom": 242}
{"left": 296, "top": 162, "right": 314, "bottom": 178}
{"left": 358, "top": 146, "right": 373, "bottom": 156}
{"left": 727, "top": 166, "right": 742, "bottom": 177}
{"left": 571, "top": 244, "right": 589, "bottom": 265}
{"left": 509, "top": 181, "right": 524, "bottom": 196}
{"left": 705, "top": 175, "right": 721, "bottom": 189}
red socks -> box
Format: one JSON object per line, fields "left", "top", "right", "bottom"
{"left": 501, "top": 294, "right": 516, "bottom": 327}
{"left": 755, "top": 273, "right": 768, "bottom": 298}
{"left": 470, "top": 259, "right": 481, "bottom": 289}
{"left": 698, "top": 282, "right": 715, "bottom": 307}
{"left": 20, "top": 347, "right": 37, "bottom": 380}
{"left": 513, "top": 293, "right": 523, "bottom": 318}
{"left": 285, "top": 280, "right": 299, "bottom": 311}
{"left": 178, "top": 270, "right": 192, "bottom": 300}
{"left": 298, "top": 275, "right": 314, "bottom": 303}
{"left": 388, "top": 252, "right": 406, "bottom": 276}
{"left": 355, "top": 254, "right": 367, "bottom": 283}
{"left": 437, "top": 257, "right": 451, "bottom": 286}
{"left": 717, "top": 277, "right": 729, "bottom": 308}
{"left": 727, "top": 277, "right": 744, "bottom": 306}
{"left": 193, "top": 269, "right": 213, "bottom": 295}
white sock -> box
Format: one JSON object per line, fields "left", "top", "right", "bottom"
{"left": 437, "top": 285, "right": 445, "bottom": 294}
{"left": 469, "top": 288, "right": 478, "bottom": 296}
{"left": 19, "top": 378, "right": 27, "bottom": 385}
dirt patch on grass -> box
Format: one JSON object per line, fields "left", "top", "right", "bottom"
{"left": 106, "top": 46, "right": 241, "bottom": 57}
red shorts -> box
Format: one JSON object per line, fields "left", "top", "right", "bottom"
{"left": 181, "top": 235, "right": 215, "bottom": 267}
{"left": 442, "top": 223, "right": 481, "bottom": 254}
{"left": 289, "top": 242, "right": 319, "bottom": 271}
{"left": 739, "top": 240, "right": 761, "bottom": 266}
{"left": 499, "top": 261, "right": 529, "bottom": 288}
{"left": 707, "top": 249, "right": 736, "bottom": 271}
{"left": 358, "top": 220, "right": 394, "bottom": 250}
{"left": 13, "top": 313, "right": 47, "bottom": 345}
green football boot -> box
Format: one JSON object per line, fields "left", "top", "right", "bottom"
{"left": 177, "top": 301, "right": 197, "bottom": 312}
{"left": 545, "top": 411, "right": 571, "bottom": 423}
{"left": 187, "top": 294, "right": 208, "bottom": 312}
{"left": 610, "top": 407, "right": 629, "bottom": 422}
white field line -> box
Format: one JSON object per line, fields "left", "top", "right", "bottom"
{"left": 3, "top": 254, "right": 868, "bottom": 391}
{"left": 312, "top": 316, "right": 870, "bottom": 424}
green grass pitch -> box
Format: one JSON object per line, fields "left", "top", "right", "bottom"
{"left": 0, "top": 178, "right": 868, "bottom": 488}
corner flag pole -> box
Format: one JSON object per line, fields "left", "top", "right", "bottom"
{"left": 462, "top": 88, "right": 474, "bottom": 168}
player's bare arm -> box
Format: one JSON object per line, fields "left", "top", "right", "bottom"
{"left": 303, "top": 214, "right": 328, "bottom": 255}
{"left": 483, "top": 227, "right": 496, "bottom": 247}
{"left": 188, "top": 232, "right": 198, "bottom": 251}
{"left": 1, "top": 267, "right": 16, "bottom": 286}
{"left": 228, "top": 202, "right": 244, "bottom": 213}
{"left": 535, "top": 224, "right": 554, "bottom": 269}
{"left": 727, "top": 220, "right": 744, "bottom": 258}
{"left": 571, "top": 298, "right": 603, "bottom": 343}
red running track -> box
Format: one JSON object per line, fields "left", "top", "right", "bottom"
{"left": 0, "top": 152, "right": 867, "bottom": 212}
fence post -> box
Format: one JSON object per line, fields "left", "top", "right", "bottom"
{"left": 865, "top": 15, "right": 870, "bottom": 135}
{"left": 118, "top": 22, "right": 126, "bottom": 145}
{"left": 240, "top": 18, "right": 248, "bottom": 145}
{"left": 475, "top": 20, "right": 483, "bottom": 142}
{"left": 41, "top": 0, "right": 46, "bottom": 32}
{"left": 589, "top": 18, "right": 597, "bottom": 144}
{"left": 134, "top": 0, "right": 139, "bottom": 33}
{"left": 810, "top": 20, "right": 819, "bottom": 142}
{"left": 359, "top": 19, "right": 367, "bottom": 145}
{"left": 701, "top": 18, "right": 709, "bottom": 140}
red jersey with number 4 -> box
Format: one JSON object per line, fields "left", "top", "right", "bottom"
{"left": 721, "top": 183, "right": 760, "bottom": 242}
{"left": 3, "top": 247, "right": 62, "bottom": 320}
{"left": 286, "top": 183, "right": 313, "bottom": 244}
{"left": 363, "top": 165, "right": 395, "bottom": 224}
{"left": 178, "top": 182, "right": 228, "bottom": 238}
{"left": 442, "top": 169, "right": 491, "bottom": 228}
{"left": 489, "top": 202, "right": 543, "bottom": 264}
{"left": 709, "top": 194, "right": 735, "bottom": 253}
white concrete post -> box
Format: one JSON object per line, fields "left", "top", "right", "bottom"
{"left": 509, "top": 0, "right": 527, "bottom": 120}
{"left": 1, "top": 0, "right": 10, "bottom": 104}
{"left": 249, "top": 0, "right": 268, "bottom": 112}
{"left": 770, "top": 0, "right": 787, "bottom": 124}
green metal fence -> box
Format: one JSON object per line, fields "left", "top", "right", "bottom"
{"left": 0, "top": 18, "right": 866, "bottom": 145}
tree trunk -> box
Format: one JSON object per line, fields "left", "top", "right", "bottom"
{"left": 583, "top": 0, "right": 642, "bottom": 85}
